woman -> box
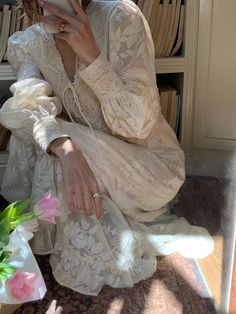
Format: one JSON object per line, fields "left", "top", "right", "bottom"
{"left": 0, "top": 0, "right": 213, "bottom": 295}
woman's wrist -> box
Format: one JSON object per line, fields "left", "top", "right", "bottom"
{"left": 48, "top": 137, "right": 72, "bottom": 157}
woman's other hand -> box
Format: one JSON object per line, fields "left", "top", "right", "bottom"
{"left": 37, "top": 0, "right": 101, "bottom": 66}
{"left": 49, "top": 137, "right": 103, "bottom": 220}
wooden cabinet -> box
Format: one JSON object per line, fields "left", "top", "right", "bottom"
{"left": 193, "top": 0, "right": 236, "bottom": 151}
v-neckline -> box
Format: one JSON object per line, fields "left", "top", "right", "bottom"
{"left": 50, "top": 33, "right": 80, "bottom": 85}
{"left": 42, "top": 1, "right": 95, "bottom": 86}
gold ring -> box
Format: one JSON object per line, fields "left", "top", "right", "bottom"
{"left": 59, "top": 22, "right": 66, "bottom": 33}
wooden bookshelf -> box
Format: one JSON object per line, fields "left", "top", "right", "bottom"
{"left": 0, "top": 63, "right": 15, "bottom": 80}
{"left": 0, "top": 0, "right": 199, "bottom": 152}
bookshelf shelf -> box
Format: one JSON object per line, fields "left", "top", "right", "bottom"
{"left": 155, "top": 57, "right": 185, "bottom": 74}
{"left": 0, "top": 151, "right": 9, "bottom": 186}
{"left": 0, "top": 63, "right": 15, "bottom": 80}
{"left": 0, "top": 151, "right": 9, "bottom": 164}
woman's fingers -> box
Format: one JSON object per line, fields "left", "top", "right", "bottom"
{"left": 37, "top": 15, "right": 74, "bottom": 33}
{"left": 83, "top": 186, "right": 94, "bottom": 215}
{"left": 67, "top": 190, "right": 77, "bottom": 213}
{"left": 93, "top": 195, "right": 103, "bottom": 221}
{"left": 38, "top": 0, "right": 74, "bottom": 23}
{"left": 74, "top": 191, "right": 84, "bottom": 211}
{"left": 65, "top": 187, "right": 84, "bottom": 213}
{"left": 68, "top": 0, "right": 85, "bottom": 17}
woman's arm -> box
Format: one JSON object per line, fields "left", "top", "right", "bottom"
{"left": 0, "top": 30, "right": 70, "bottom": 152}
{"left": 37, "top": 0, "right": 160, "bottom": 140}
{"left": 0, "top": 27, "right": 103, "bottom": 219}
{"left": 79, "top": 2, "right": 161, "bottom": 140}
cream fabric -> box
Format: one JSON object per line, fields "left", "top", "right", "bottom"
{"left": 0, "top": 0, "right": 214, "bottom": 295}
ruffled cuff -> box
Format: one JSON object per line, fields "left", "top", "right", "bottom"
{"left": 33, "top": 117, "right": 69, "bottom": 153}
{"left": 79, "top": 51, "right": 123, "bottom": 100}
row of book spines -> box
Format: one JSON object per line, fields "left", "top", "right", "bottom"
{"left": 159, "top": 85, "right": 181, "bottom": 136}
{"left": 0, "top": 95, "right": 11, "bottom": 150}
{"left": 0, "top": 4, "right": 25, "bottom": 34}
{"left": 0, "top": 4, "right": 27, "bottom": 62}
{"left": 132, "top": 0, "right": 185, "bottom": 58}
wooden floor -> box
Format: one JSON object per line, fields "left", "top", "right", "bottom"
{"left": 197, "top": 236, "right": 223, "bottom": 307}
{"left": 173, "top": 175, "right": 236, "bottom": 313}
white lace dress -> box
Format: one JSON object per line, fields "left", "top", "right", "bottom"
{"left": 0, "top": 0, "right": 214, "bottom": 295}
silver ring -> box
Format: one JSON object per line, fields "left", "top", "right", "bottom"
{"left": 92, "top": 192, "right": 102, "bottom": 199}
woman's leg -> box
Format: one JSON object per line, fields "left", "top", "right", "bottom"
{"left": 60, "top": 121, "right": 185, "bottom": 222}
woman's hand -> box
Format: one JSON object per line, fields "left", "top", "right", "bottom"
{"left": 49, "top": 137, "right": 103, "bottom": 220}
{"left": 37, "top": 0, "right": 101, "bottom": 65}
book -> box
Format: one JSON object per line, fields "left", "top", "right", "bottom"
{"left": 15, "top": 5, "right": 21, "bottom": 31}
{"left": 159, "top": 85, "right": 172, "bottom": 122}
{"left": 142, "top": 0, "right": 155, "bottom": 23}
{"left": 149, "top": 0, "right": 161, "bottom": 44}
{"left": 158, "top": 85, "right": 180, "bottom": 134}
{"left": 158, "top": 1, "right": 173, "bottom": 57}
{"left": 9, "top": 5, "right": 17, "bottom": 36}
{"left": 153, "top": 3, "right": 163, "bottom": 58}
{"left": 155, "top": 0, "right": 169, "bottom": 58}
{"left": 168, "top": 88, "right": 179, "bottom": 130}
{"left": 146, "top": 0, "right": 155, "bottom": 22}
{"left": 165, "top": 0, "right": 181, "bottom": 56}
{"left": 141, "top": 0, "right": 151, "bottom": 19}
{"left": 0, "top": 5, "right": 12, "bottom": 62}
{"left": 0, "top": 10, "right": 3, "bottom": 33}
{"left": 170, "top": 4, "right": 185, "bottom": 56}
{"left": 2, "top": 5, "right": 18, "bottom": 61}
{"left": 162, "top": 0, "right": 177, "bottom": 56}
{"left": 175, "top": 94, "right": 182, "bottom": 138}
{"left": 0, "top": 95, "right": 11, "bottom": 150}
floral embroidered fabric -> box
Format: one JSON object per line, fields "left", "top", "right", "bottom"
{"left": 0, "top": 0, "right": 214, "bottom": 295}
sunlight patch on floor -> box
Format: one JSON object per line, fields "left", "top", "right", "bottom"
{"left": 107, "top": 297, "right": 125, "bottom": 314}
{"left": 142, "top": 280, "right": 183, "bottom": 313}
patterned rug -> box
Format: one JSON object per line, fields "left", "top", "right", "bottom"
{"left": 1, "top": 176, "right": 223, "bottom": 314}
{"left": 14, "top": 253, "right": 216, "bottom": 314}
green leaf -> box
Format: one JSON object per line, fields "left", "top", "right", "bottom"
{"left": 0, "top": 202, "right": 20, "bottom": 221}
{"left": 2, "top": 266, "right": 16, "bottom": 275}
{"left": 0, "top": 217, "right": 10, "bottom": 245}
{"left": 0, "top": 263, "right": 17, "bottom": 281}
{"left": 13, "top": 197, "right": 33, "bottom": 213}
{"left": 0, "top": 250, "right": 11, "bottom": 262}
{"left": 0, "top": 198, "right": 33, "bottom": 222}
{"left": 10, "top": 211, "right": 37, "bottom": 230}
{"left": 0, "top": 272, "right": 8, "bottom": 280}
{"left": 0, "top": 262, "right": 11, "bottom": 269}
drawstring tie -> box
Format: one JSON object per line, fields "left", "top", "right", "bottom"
{"left": 61, "top": 82, "right": 107, "bottom": 177}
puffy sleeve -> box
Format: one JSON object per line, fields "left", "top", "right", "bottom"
{"left": 79, "top": 2, "right": 161, "bottom": 140}
{"left": 0, "top": 30, "right": 69, "bottom": 153}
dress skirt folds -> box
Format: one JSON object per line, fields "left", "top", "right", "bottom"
{"left": 0, "top": 0, "right": 214, "bottom": 295}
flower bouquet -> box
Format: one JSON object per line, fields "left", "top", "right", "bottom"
{"left": 0, "top": 192, "right": 62, "bottom": 313}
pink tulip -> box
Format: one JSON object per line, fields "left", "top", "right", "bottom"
{"left": 6, "top": 270, "right": 41, "bottom": 301}
{"left": 21, "top": 218, "right": 39, "bottom": 233}
{"left": 34, "top": 191, "right": 62, "bottom": 224}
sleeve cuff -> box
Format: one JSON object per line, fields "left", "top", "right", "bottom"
{"left": 79, "top": 51, "right": 123, "bottom": 100}
{"left": 33, "top": 116, "right": 69, "bottom": 153}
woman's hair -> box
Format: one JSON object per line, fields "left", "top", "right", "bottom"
{"left": 19, "top": 0, "right": 92, "bottom": 26}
